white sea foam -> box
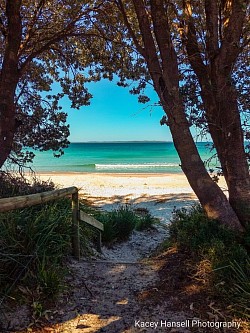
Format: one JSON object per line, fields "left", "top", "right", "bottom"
{"left": 95, "top": 163, "right": 179, "bottom": 169}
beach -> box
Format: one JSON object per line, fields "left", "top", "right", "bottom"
{"left": 36, "top": 172, "right": 227, "bottom": 226}
{"left": 38, "top": 172, "right": 195, "bottom": 196}
{"left": 4, "top": 173, "right": 235, "bottom": 332}
{"left": 37, "top": 171, "right": 227, "bottom": 198}
{"left": 31, "top": 141, "right": 221, "bottom": 220}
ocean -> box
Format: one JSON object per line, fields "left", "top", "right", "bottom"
{"left": 29, "top": 142, "right": 217, "bottom": 174}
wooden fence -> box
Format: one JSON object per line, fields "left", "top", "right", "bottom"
{"left": 0, "top": 187, "right": 103, "bottom": 260}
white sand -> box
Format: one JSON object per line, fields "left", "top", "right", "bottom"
{"left": 36, "top": 172, "right": 227, "bottom": 226}
{"left": 37, "top": 172, "right": 195, "bottom": 196}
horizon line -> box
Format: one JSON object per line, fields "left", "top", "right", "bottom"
{"left": 69, "top": 140, "right": 212, "bottom": 143}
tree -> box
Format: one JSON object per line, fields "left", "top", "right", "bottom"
{"left": 181, "top": 0, "right": 250, "bottom": 227}
{"left": 90, "top": 0, "right": 249, "bottom": 230}
{"left": 0, "top": 0, "right": 101, "bottom": 168}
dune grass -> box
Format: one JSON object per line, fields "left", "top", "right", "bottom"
{"left": 0, "top": 172, "right": 94, "bottom": 311}
{"left": 167, "top": 204, "right": 250, "bottom": 318}
{"left": 95, "top": 205, "right": 157, "bottom": 244}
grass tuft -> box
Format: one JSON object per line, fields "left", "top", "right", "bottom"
{"left": 96, "top": 205, "right": 156, "bottom": 245}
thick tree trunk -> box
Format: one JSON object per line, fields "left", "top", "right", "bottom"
{"left": 128, "top": 0, "right": 244, "bottom": 231}
{"left": 160, "top": 86, "right": 244, "bottom": 231}
{"left": 199, "top": 96, "right": 250, "bottom": 228}
{"left": 213, "top": 78, "right": 250, "bottom": 226}
{"left": 199, "top": 80, "right": 250, "bottom": 227}
{"left": 183, "top": 0, "right": 250, "bottom": 226}
{"left": 0, "top": 1, "right": 22, "bottom": 168}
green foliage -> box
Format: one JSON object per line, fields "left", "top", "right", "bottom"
{"left": 97, "top": 206, "right": 138, "bottom": 244}
{"left": 0, "top": 1, "right": 107, "bottom": 166}
{"left": 168, "top": 204, "right": 250, "bottom": 317}
{"left": 169, "top": 205, "right": 244, "bottom": 261}
{"left": 36, "top": 259, "right": 65, "bottom": 298}
{"left": 0, "top": 174, "right": 70, "bottom": 301}
{"left": 228, "top": 260, "right": 250, "bottom": 318}
{"left": 97, "top": 205, "right": 156, "bottom": 244}
{"left": 0, "top": 198, "right": 96, "bottom": 303}
{"left": 135, "top": 212, "right": 157, "bottom": 231}
{"left": 0, "top": 175, "right": 104, "bottom": 315}
{"left": 0, "top": 199, "right": 72, "bottom": 300}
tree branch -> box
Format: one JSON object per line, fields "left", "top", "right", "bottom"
{"left": 182, "top": 0, "right": 210, "bottom": 88}
{"left": 218, "top": 0, "right": 247, "bottom": 74}
{"left": 130, "top": 0, "right": 162, "bottom": 76}
{"left": 115, "top": 0, "right": 145, "bottom": 57}
{"left": 19, "top": 0, "right": 46, "bottom": 56}
{"left": 204, "top": 0, "right": 219, "bottom": 58}
{"left": 150, "top": 0, "right": 179, "bottom": 88}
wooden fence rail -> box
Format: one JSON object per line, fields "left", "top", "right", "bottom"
{"left": 0, "top": 187, "right": 103, "bottom": 259}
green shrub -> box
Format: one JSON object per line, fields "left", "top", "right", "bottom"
{"left": 0, "top": 199, "right": 72, "bottom": 299}
{"left": 97, "top": 205, "right": 157, "bottom": 244}
{"left": 135, "top": 213, "right": 157, "bottom": 231}
{"left": 98, "top": 206, "right": 138, "bottom": 244}
{"left": 168, "top": 204, "right": 250, "bottom": 318}
{"left": 36, "top": 258, "right": 65, "bottom": 298}
{"left": 97, "top": 212, "right": 118, "bottom": 244}
{"left": 169, "top": 205, "right": 244, "bottom": 258}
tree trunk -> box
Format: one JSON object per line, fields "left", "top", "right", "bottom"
{"left": 0, "top": 97, "right": 16, "bottom": 168}
{"left": 198, "top": 79, "right": 250, "bottom": 228}
{"left": 0, "top": 1, "right": 22, "bottom": 168}
{"left": 213, "top": 77, "right": 250, "bottom": 226}
{"left": 183, "top": 0, "right": 250, "bottom": 227}
{"left": 160, "top": 86, "right": 244, "bottom": 232}
{"left": 128, "top": 0, "right": 244, "bottom": 231}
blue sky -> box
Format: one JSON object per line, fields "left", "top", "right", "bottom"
{"left": 65, "top": 79, "right": 173, "bottom": 142}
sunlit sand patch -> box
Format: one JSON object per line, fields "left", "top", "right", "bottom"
{"left": 76, "top": 314, "right": 121, "bottom": 332}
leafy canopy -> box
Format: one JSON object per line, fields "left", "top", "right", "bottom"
{"left": 1, "top": 1, "right": 107, "bottom": 166}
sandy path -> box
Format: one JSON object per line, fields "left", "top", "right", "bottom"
{"left": 48, "top": 258, "right": 192, "bottom": 333}
{"left": 51, "top": 188, "right": 195, "bottom": 332}
{"left": 37, "top": 200, "right": 194, "bottom": 333}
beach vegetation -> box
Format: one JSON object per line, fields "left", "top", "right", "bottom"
{"left": 96, "top": 205, "right": 156, "bottom": 244}
{"left": 0, "top": 171, "right": 55, "bottom": 198}
{"left": 97, "top": 206, "right": 138, "bottom": 243}
{"left": 135, "top": 212, "right": 157, "bottom": 231}
{"left": 0, "top": 174, "right": 94, "bottom": 313}
{"left": 168, "top": 204, "right": 250, "bottom": 318}
{"left": 0, "top": 199, "right": 71, "bottom": 303}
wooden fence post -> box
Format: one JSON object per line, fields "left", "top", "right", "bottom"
{"left": 72, "top": 191, "right": 80, "bottom": 260}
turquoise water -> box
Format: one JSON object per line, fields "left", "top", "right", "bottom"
{"left": 29, "top": 142, "right": 217, "bottom": 173}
